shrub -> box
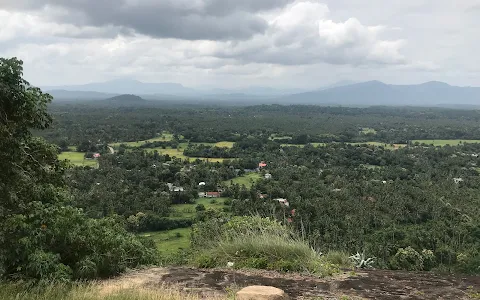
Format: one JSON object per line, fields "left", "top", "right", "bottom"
{"left": 195, "top": 204, "right": 206, "bottom": 212}
{"left": 390, "top": 246, "right": 424, "bottom": 271}
{"left": 323, "top": 251, "right": 354, "bottom": 268}
{"left": 1, "top": 205, "right": 158, "bottom": 281}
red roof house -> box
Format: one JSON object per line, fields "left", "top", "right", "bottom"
{"left": 259, "top": 161, "right": 267, "bottom": 168}
{"left": 206, "top": 192, "right": 221, "bottom": 198}
{"left": 93, "top": 153, "right": 101, "bottom": 158}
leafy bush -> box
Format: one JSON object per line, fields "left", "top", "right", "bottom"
{"left": 195, "top": 204, "right": 206, "bottom": 212}
{"left": 2, "top": 204, "right": 158, "bottom": 280}
{"left": 390, "top": 247, "right": 425, "bottom": 271}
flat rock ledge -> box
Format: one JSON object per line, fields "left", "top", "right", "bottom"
{"left": 236, "top": 285, "right": 289, "bottom": 300}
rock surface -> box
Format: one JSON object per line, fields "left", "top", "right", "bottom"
{"left": 236, "top": 285, "right": 288, "bottom": 300}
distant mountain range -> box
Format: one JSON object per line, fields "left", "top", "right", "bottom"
{"left": 280, "top": 81, "right": 480, "bottom": 106}
{"left": 44, "top": 79, "right": 480, "bottom": 107}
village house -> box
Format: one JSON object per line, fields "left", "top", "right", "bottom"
{"left": 167, "top": 183, "right": 184, "bottom": 192}
{"left": 259, "top": 161, "right": 267, "bottom": 168}
{"left": 206, "top": 192, "right": 221, "bottom": 198}
{"left": 264, "top": 173, "right": 272, "bottom": 179}
{"left": 274, "top": 198, "right": 289, "bottom": 207}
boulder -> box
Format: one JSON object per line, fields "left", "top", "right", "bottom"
{"left": 236, "top": 285, "right": 289, "bottom": 300}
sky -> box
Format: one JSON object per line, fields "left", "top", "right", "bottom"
{"left": 0, "top": 0, "right": 479, "bottom": 89}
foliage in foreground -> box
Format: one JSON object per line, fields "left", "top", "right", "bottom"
{"left": 191, "top": 216, "right": 348, "bottom": 276}
{"left": 0, "top": 57, "right": 156, "bottom": 281}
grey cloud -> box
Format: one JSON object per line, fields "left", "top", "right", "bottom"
{"left": 0, "top": 0, "right": 295, "bottom": 40}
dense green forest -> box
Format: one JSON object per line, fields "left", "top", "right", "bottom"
{"left": 42, "top": 104, "right": 480, "bottom": 147}
{"left": 3, "top": 57, "right": 480, "bottom": 287}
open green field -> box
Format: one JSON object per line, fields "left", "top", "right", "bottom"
{"left": 145, "top": 147, "right": 227, "bottom": 163}
{"left": 140, "top": 228, "right": 191, "bottom": 255}
{"left": 58, "top": 152, "right": 97, "bottom": 167}
{"left": 143, "top": 198, "right": 230, "bottom": 253}
{"left": 413, "top": 140, "right": 480, "bottom": 146}
{"left": 224, "top": 173, "right": 262, "bottom": 188}
{"left": 214, "top": 141, "right": 235, "bottom": 148}
{"left": 109, "top": 133, "right": 174, "bottom": 147}
{"left": 146, "top": 147, "right": 188, "bottom": 159}
{"left": 171, "top": 197, "right": 229, "bottom": 218}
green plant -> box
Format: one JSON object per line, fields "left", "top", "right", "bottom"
{"left": 323, "top": 251, "right": 353, "bottom": 268}
{"left": 349, "top": 252, "right": 375, "bottom": 269}
{"left": 390, "top": 247, "right": 424, "bottom": 271}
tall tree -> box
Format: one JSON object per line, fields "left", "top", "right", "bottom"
{"left": 0, "top": 58, "right": 156, "bottom": 280}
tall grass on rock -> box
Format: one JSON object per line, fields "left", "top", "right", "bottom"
{"left": 191, "top": 216, "right": 341, "bottom": 276}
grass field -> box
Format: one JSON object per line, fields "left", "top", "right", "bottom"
{"left": 214, "top": 141, "right": 235, "bottom": 148}
{"left": 224, "top": 173, "right": 262, "bottom": 188}
{"left": 143, "top": 198, "right": 230, "bottom": 254}
{"left": 413, "top": 140, "right": 480, "bottom": 146}
{"left": 109, "top": 133, "right": 174, "bottom": 147}
{"left": 144, "top": 147, "right": 227, "bottom": 163}
{"left": 171, "top": 197, "right": 229, "bottom": 218}
{"left": 141, "top": 228, "right": 191, "bottom": 255}
{"left": 58, "top": 152, "right": 98, "bottom": 167}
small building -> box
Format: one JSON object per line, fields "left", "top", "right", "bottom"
{"left": 206, "top": 192, "right": 221, "bottom": 198}
{"left": 93, "top": 153, "right": 101, "bottom": 158}
{"left": 258, "top": 193, "right": 268, "bottom": 199}
{"left": 259, "top": 161, "right": 267, "bottom": 168}
{"left": 167, "top": 183, "right": 184, "bottom": 192}
{"left": 453, "top": 178, "right": 464, "bottom": 184}
{"left": 198, "top": 192, "right": 206, "bottom": 198}
{"left": 198, "top": 182, "right": 206, "bottom": 186}
{"left": 264, "top": 173, "right": 272, "bottom": 179}
{"left": 274, "top": 198, "right": 289, "bottom": 207}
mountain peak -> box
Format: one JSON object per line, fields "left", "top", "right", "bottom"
{"left": 420, "top": 81, "right": 450, "bottom": 87}
{"left": 105, "top": 94, "right": 146, "bottom": 102}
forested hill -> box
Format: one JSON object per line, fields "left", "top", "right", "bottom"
{"left": 103, "top": 94, "right": 146, "bottom": 103}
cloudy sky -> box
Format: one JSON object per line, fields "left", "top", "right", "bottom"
{"left": 1, "top": 0, "right": 479, "bottom": 89}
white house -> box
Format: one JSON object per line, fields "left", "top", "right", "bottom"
{"left": 274, "top": 198, "right": 289, "bottom": 207}
{"left": 453, "top": 178, "right": 464, "bottom": 184}
{"left": 264, "top": 173, "right": 272, "bottom": 179}
{"left": 199, "top": 182, "right": 206, "bottom": 186}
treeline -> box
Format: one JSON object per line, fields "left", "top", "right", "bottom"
{"left": 42, "top": 103, "right": 480, "bottom": 148}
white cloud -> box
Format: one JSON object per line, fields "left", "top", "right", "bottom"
{"left": 2, "top": 0, "right": 475, "bottom": 87}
